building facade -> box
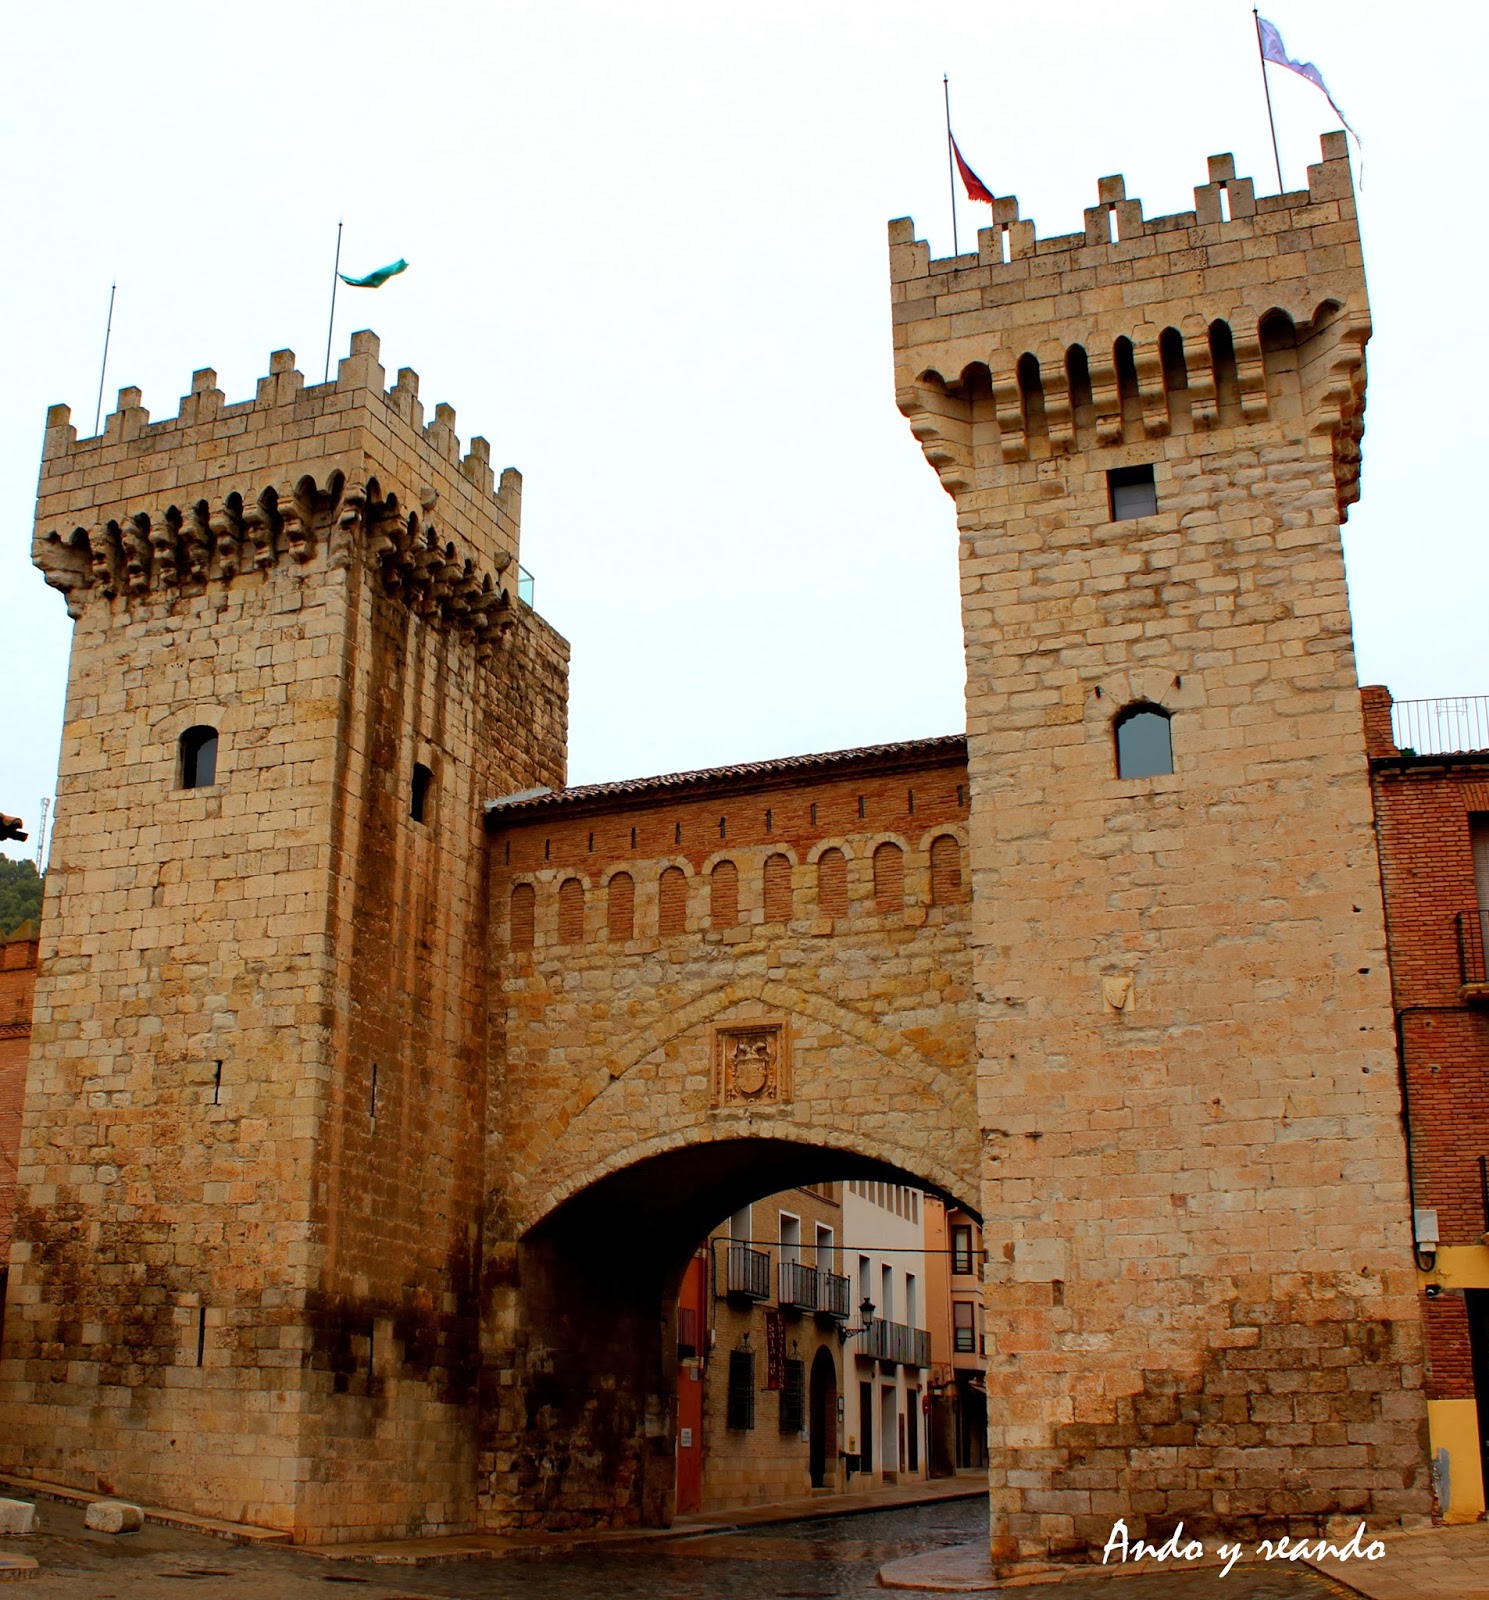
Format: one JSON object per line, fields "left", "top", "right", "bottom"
{"left": 924, "top": 1195, "right": 987, "bottom": 1474}
{"left": 892, "top": 131, "right": 1428, "bottom": 1554}
{"left": 0, "top": 133, "right": 1441, "bottom": 1552}
{"left": 1363, "top": 686, "right": 1489, "bottom": 1521}
{"left": 841, "top": 1179, "right": 930, "bottom": 1486}
{"left": 680, "top": 1185, "right": 847, "bottom": 1512}
{"left": 0, "top": 921, "right": 38, "bottom": 1304}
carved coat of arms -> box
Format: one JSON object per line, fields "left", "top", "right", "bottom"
{"left": 713, "top": 1024, "right": 790, "bottom": 1108}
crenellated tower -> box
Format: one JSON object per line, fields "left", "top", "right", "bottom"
{"left": 892, "top": 133, "right": 1430, "bottom": 1556}
{"left": 5, "top": 333, "right": 567, "bottom": 1540}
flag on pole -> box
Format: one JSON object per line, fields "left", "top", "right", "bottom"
{"left": 1256, "top": 17, "right": 1359, "bottom": 142}
{"left": 338, "top": 258, "right": 409, "bottom": 289}
{"left": 950, "top": 136, "right": 995, "bottom": 205}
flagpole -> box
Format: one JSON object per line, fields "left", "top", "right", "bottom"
{"left": 1253, "top": 10, "right": 1285, "bottom": 193}
{"left": 93, "top": 283, "right": 116, "bottom": 437}
{"left": 323, "top": 221, "right": 343, "bottom": 384}
{"left": 943, "top": 75, "right": 959, "bottom": 257}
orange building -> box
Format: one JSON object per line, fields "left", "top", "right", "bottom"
{"left": 924, "top": 1196, "right": 986, "bottom": 1475}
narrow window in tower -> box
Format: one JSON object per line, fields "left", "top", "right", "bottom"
{"left": 212, "top": 1061, "right": 223, "bottom": 1106}
{"left": 196, "top": 1305, "right": 208, "bottom": 1367}
{"left": 369, "top": 1062, "right": 379, "bottom": 1122}
{"left": 179, "top": 726, "right": 218, "bottom": 789}
{"left": 1218, "top": 183, "right": 1231, "bottom": 222}
{"left": 1108, "top": 464, "right": 1157, "bottom": 522}
{"left": 1114, "top": 704, "right": 1174, "bottom": 780}
{"left": 410, "top": 762, "right": 433, "bottom": 823}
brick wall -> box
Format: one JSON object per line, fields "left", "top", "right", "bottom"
{"left": 1366, "top": 699, "right": 1489, "bottom": 1417}
{"left": 0, "top": 926, "right": 38, "bottom": 1266}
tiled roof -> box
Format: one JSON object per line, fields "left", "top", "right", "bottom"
{"left": 484, "top": 733, "right": 967, "bottom": 820}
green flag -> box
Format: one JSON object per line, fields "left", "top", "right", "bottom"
{"left": 338, "top": 258, "right": 409, "bottom": 289}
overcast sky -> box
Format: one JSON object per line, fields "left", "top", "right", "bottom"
{"left": 3, "top": 1, "right": 1484, "bottom": 864}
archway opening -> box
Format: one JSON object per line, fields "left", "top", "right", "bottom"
{"left": 503, "top": 1137, "right": 981, "bottom": 1532}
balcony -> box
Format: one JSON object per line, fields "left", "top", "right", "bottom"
{"left": 819, "top": 1271, "right": 850, "bottom": 1322}
{"left": 1458, "top": 909, "right": 1489, "bottom": 1004}
{"left": 857, "top": 1318, "right": 931, "bottom": 1369}
{"left": 778, "top": 1259, "right": 819, "bottom": 1313}
{"left": 1391, "top": 696, "right": 1489, "bottom": 757}
{"left": 725, "top": 1242, "right": 770, "bottom": 1302}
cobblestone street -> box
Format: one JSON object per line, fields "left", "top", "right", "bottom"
{"left": 0, "top": 1498, "right": 1365, "bottom": 1599}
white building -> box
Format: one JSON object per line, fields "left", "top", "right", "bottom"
{"left": 841, "top": 1179, "right": 930, "bottom": 1484}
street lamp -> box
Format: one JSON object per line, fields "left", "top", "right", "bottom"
{"left": 838, "top": 1296, "right": 876, "bottom": 1347}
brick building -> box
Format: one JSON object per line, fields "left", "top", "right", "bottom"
{"left": 0, "top": 921, "right": 38, "bottom": 1300}
{"left": 1363, "top": 686, "right": 1489, "bottom": 1521}
{"left": 678, "top": 1184, "right": 847, "bottom": 1512}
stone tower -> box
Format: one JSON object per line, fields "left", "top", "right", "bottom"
{"left": 6, "top": 336, "right": 567, "bottom": 1540}
{"left": 891, "top": 133, "right": 1430, "bottom": 1556}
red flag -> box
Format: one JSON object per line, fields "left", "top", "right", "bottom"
{"left": 950, "top": 135, "right": 994, "bottom": 205}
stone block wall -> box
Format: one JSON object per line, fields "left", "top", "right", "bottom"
{"left": 3, "top": 340, "right": 568, "bottom": 1543}
{"left": 892, "top": 134, "right": 1430, "bottom": 1555}
{"left": 480, "top": 738, "right": 978, "bottom": 1529}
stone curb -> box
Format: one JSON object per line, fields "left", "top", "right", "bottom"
{"left": 0, "top": 1477, "right": 290, "bottom": 1546}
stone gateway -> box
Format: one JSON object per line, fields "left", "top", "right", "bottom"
{"left": 3, "top": 135, "right": 1430, "bottom": 1553}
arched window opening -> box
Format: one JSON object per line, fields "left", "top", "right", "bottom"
{"left": 1209, "top": 319, "right": 1241, "bottom": 423}
{"left": 763, "top": 853, "right": 793, "bottom": 924}
{"left": 1160, "top": 327, "right": 1188, "bottom": 391}
{"left": 1114, "top": 704, "right": 1174, "bottom": 780}
{"left": 179, "top": 725, "right": 218, "bottom": 789}
{"left": 607, "top": 872, "right": 635, "bottom": 942}
{"left": 558, "top": 878, "right": 585, "bottom": 944}
{"left": 929, "top": 835, "right": 963, "bottom": 905}
{"left": 510, "top": 883, "right": 535, "bottom": 951}
{"left": 1259, "top": 309, "right": 1299, "bottom": 402}
{"left": 659, "top": 866, "right": 688, "bottom": 937}
{"left": 711, "top": 859, "right": 739, "bottom": 929}
{"left": 1114, "top": 336, "right": 1142, "bottom": 431}
{"left": 817, "top": 848, "right": 848, "bottom": 919}
{"left": 1016, "top": 352, "right": 1047, "bottom": 440}
{"left": 410, "top": 762, "right": 433, "bottom": 823}
{"left": 1065, "top": 344, "right": 1093, "bottom": 434}
{"left": 872, "top": 842, "right": 905, "bottom": 914}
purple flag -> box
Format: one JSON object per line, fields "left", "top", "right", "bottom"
{"left": 1257, "top": 16, "right": 1359, "bottom": 142}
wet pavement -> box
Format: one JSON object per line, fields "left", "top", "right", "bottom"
{"left": 0, "top": 1496, "right": 1364, "bottom": 1598}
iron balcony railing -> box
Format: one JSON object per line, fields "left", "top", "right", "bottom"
{"left": 858, "top": 1318, "right": 931, "bottom": 1369}
{"left": 778, "top": 1259, "right": 819, "bottom": 1312}
{"left": 819, "top": 1271, "right": 850, "bottom": 1321}
{"left": 1457, "top": 909, "right": 1489, "bottom": 993}
{"left": 725, "top": 1242, "right": 770, "bottom": 1302}
{"left": 1390, "top": 696, "right": 1489, "bottom": 757}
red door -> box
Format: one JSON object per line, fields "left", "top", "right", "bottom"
{"left": 675, "top": 1255, "right": 706, "bottom": 1514}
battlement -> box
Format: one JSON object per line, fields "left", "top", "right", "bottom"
{"left": 32, "top": 332, "right": 528, "bottom": 652}
{"left": 890, "top": 133, "right": 1368, "bottom": 518}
